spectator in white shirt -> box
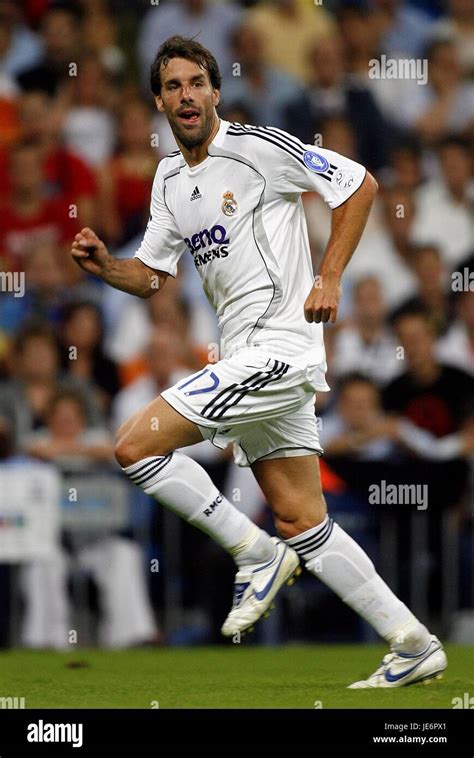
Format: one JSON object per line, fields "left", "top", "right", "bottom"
{"left": 331, "top": 276, "right": 402, "bottom": 386}
{"left": 412, "top": 137, "right": 474, "bottom": 268}
{"left": 397, "top": 39, "right": 474, "bottom": 142}
{"left": 437, "top": 287, "right": 474, "bottom": 376}
{"left": 62, "top": 52, "right": 116, "bottom": 167}
{"left": 432, "top": 0, "right": 474, "bottom": 77}
{"left": 345, "top": 185, "right": 419, "bottom": 309}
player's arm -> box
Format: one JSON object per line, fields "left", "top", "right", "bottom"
{"left": 71, "top": 227, "right": 168, "bottom": 298}
{"left": 304, "top": 172, "right": 378, "bottom": 323}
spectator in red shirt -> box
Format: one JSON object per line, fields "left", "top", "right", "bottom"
{"left": 383, "top": 308, "right": 473, "bottom": 436}
{"left": 0, "top": 141, "right": 79, "bottom": 273}
{"left": 97, "top": 99, "right": 157, "bottom": 246}
{"left": 0, "top": 90, "right": 98, "bottom": 226}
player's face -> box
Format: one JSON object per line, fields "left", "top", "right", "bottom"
{"left": 156, "top": 57, "right": 220, "bottom": 149}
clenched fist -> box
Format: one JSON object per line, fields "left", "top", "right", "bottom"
{"left": 71, "top": 228, "right": 111, "bottom": 276}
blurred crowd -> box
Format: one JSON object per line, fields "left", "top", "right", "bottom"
{"left": 0, "top": 0, "right": 472, "bottom": 648}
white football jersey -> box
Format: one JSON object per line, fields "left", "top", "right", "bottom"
{"left": 135, "top": 119, "right": 366, "bottom": 372}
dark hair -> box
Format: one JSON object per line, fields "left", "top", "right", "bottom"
{"left": 60, "top": 300, "right": 102, "bottom": 326}
{"left": 337, "top": 372, "right": 378, "bottom": 394}
{"left": 390, "top": 135, "right": 422, "bottom": 160}
{"left": 0, "top": 416, "right": 14, "bottom": 460}
{"left": 391, "top": 305, "right": 434, "bottom": 331}
{"left": 47, "top": 388, "right": 88, "bottom": 420}
{"left": 336, "top": 2, "right": 371, "bottom": 20}
{"left": 9, "top": 138, "right": 42, "bottom": 160}
{"left": 59, "top": 300, "right": 104, "bottom": 352}
{"left": 44, "top": 1, "right": 84, "bottom": 23}
{"left": 13, "top": 322, "right": 58, "bottom": 355}
{"left": 150, "top": 35, "right": 222, "bottom": 96}
{"left": 436, "top": 134, "right": 471, "bottom": 154}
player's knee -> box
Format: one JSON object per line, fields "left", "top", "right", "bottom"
{"left": 114, "top": 433, "right": 139, "bottom": 468}
{"left": 115, "top": 426, "right": 161, "bottom": 467}
{"left": 115, "top": 427, "right": 172, "bottom": 467}
{"left": 274, "top": 512, "right": 326, "bottom": 540}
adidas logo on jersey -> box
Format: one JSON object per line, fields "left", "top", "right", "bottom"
{"left": 190, "top": 186, "right": 202, "bottom": 201}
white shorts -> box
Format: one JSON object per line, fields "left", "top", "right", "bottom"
{"left": 161, "top": 348, "right": 327, "bottom": 467}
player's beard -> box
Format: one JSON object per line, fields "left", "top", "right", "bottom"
{"left": 169, "top": 106, "right": 214, "bottom": 150}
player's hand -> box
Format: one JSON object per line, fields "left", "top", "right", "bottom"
{"left": 71, "top": 228, "right": 110, "bottom": 276}
{"left": 304, "top": 276, "right": 342, "bottom": 324}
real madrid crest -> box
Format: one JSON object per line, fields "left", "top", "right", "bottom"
{"left": 222, "top": 191, "right": 238, "bottom": 217}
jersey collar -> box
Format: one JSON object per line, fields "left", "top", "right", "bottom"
{"left": 184, "top": 118, "right": 229, "bottom": 175}
{"left": 211, "top": 118, "right": 230, "bottom": 148}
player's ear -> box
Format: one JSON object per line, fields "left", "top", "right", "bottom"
{"left": 212, "top": 89, "right": 220, "bottom": 108}
{"left": 154, "top": 95, "right": 165, "bottom": 113}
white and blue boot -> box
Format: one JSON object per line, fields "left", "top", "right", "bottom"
{"left": 221, "top": 537, "right": 301, "bottom": 637}
{"left": 348, "top": 635, "right": 447, "bottom": 688}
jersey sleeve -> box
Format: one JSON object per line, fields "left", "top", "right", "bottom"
{"left": 256, "top": 127, "right": 367, "bottom": 208}
{"left": 134, "top": 163, "right": 185, "bottom": 277}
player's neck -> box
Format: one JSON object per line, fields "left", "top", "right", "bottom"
{"left": 178, "top": 116, "right": 221, "bottom": 168}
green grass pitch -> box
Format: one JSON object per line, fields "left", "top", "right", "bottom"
{"left": 1, "top": 644, "right": 471, "bottom": 709}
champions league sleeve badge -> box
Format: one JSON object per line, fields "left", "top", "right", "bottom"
{"left": 222, "top": 191, "right": 238, "bottom": 217}
{"left": 303, "top": 151, "right": 330, "bottom": 173}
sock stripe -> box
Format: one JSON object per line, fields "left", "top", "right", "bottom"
{"left": 133, "top": 453, "right": 173, "bottom": 485}
{"left": 289, "top": 518, "right": 334, "bottom": 557}
{"left": 128, "top": 456, "right": 164, "bottom": 477}
{"left": 126, "top": 454, "right": 173, "bottom": 486}
{"left": 290, "top": 517, "right": 333, "bottom": 550}
{"left": 132, "top": 455, "right": 173, "bottom": 486}
{"left": 126, "top": 458, "right": 166, "bottom": 484}
{"left": 298, "top": 531, "right": 334, "bottom": 558}
{"left": 298, "top": 520, "right": 334, "bottom": 556}
{"left": 126, "top": 458, "right": 163, "bottom": 481}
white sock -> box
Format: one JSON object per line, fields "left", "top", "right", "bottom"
{"left": 123, "top": 452, "right": 275, "bottom": 567}
{"left": 286, "top": 515, "right": 431, "bottom": 653}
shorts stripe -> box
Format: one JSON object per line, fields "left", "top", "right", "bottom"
{"left": 206, "top": 361, "right": 290, "bottom": 421}
{"left": 202, "top": 360, "right": 289, "bottom": 420}
{"left": 200, "top": 368, "right": 266, "bottom": 419}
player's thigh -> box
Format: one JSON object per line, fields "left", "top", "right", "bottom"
{"left": 115, "top": 396, "right": 204, "bottom": 466}
{"left": 251, "top": 454, "right": 327, "bottom": 533}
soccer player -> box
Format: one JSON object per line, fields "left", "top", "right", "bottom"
{"left": 71, "top": 37, "right": 447, "bottom": 688}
